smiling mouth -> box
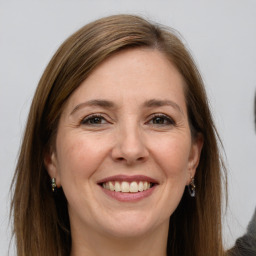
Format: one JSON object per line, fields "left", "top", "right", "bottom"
{"left": 101, "top": 181, "right": 154, "bottom": 193}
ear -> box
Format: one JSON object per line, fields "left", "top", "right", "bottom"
{"left": 44, "top": 150, "right": 61, "bottom": 187}
{"left": 186, "top": 133, "right": 204, "bottom": 185}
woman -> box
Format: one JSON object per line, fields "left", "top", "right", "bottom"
{"left": 11, "top": 14, "right": 226, "bottom": 256}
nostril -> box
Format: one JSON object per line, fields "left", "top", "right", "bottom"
{"left": 116, "top": 157, "right": 125, "bottom": 161}
{"left": 117, "top": 156, "right": 145, "bottom": 162}
{"left": 111, "top": 141, "right": 149, "bottom": 164}
{"left": 114, "top": 156, "right": 146, "bottom": 165}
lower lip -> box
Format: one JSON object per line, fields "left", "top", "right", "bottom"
{"left": 100, "top": 186, "right": 157, "bottom": 202}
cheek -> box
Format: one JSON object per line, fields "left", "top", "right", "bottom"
{"left": 56, "top": 133, "right": 109, "bottom": 185}
{"left": 150, "top": 135, "right": 191, "bottom": 178}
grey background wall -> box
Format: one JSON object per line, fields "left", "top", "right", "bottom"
{"left": 1, "top": 0, "right": 256, "bottom": 254}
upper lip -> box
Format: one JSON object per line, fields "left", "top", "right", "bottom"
{"left": 97, "top": 175, "right": 159, "bottom": 184}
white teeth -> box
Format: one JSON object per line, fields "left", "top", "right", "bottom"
{"left": 138, "top": 181, "right": 144, "bottom": 192}
{"left": 115, "top": 182, "right": 121, "bottom": 192}
{"left": 130, "top": 181, "right": 139, "bottom": 192}
{"left": 102, "top": 181, "right": 153, "bottom": 193}
{"left": 109, "top": 181, "right": 115, "bottom": 191}
{"left": 121, "top": 181, "right": 130, "bottom": 192}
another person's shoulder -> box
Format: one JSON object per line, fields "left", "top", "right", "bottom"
{"left": 228, "top": 208, "right": 256, "bottom": 256}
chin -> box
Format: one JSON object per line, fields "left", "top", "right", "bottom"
{"left": 103, "top": 224, "right": 154, "bottom": 239}
{"left": 97, "top": 211, "right": 167, "bottom": 239}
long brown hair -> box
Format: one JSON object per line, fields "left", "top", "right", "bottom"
{"left": 11, "top": 14, "right": 226, "bottom": 256}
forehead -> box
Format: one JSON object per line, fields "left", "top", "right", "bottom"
{"left": 65, "top": 48, "right": 187, "bottom": 112}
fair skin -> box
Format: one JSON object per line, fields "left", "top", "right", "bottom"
{"left": 45, "top": 48, "right": 203, "bottom": 256}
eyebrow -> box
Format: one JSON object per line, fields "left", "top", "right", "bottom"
{"left": 143, "top": 99, "right": 184, "bottom": 115}
{"left": 70, "top": 99, "right": 116, "bottom": 115}
{"left": 70, "top": 98, "right": 184, "bottom": 116}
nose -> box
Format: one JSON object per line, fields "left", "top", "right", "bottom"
{"left": 111, "top": 124, "right": 149, "bottom": 165}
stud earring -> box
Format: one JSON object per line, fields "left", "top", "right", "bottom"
{"left": 188, "top": 176, "right": 196, "bottom": 197}
{"left": 51, "top": 178, "right": 57, "bottom": 192}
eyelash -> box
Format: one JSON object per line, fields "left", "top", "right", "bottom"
{"left": 80, "top": 114, "right": 107, "bottom": 125}
{"left": 80, "top": 113, "right": 175, "bottom": 127}
{"left": 147, "top": 114, "right": 175, "bottom": 126}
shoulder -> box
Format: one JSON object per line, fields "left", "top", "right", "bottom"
{"left": 228, "top": 208, "right": 256, "bottom": 256}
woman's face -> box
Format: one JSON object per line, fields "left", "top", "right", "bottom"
{"left": 45, "top": 48, "right": 202, "bottom": 239}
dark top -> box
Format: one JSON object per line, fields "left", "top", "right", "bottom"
{"left": 228, "top": 209, "right": 256, "bottom": 256}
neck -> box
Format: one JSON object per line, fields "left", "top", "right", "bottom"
{"left": 70, "top": 221, "right": 169, "bottom": 256}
